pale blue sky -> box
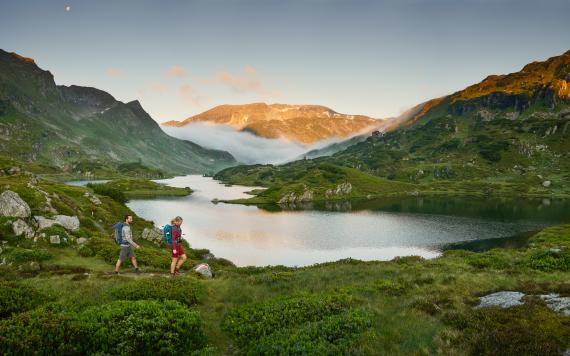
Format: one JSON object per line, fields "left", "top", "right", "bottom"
{"left": 1, "top": 0, "right": 569, "bottom": 121}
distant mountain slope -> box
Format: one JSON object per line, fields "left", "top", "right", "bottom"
{"left": 162, "top": 103, "right": 382, "bottom": 144}
{"left": 0, "top": 49, "right": 235, "bottom": 174}
{"left": 215, "top": 49, "right": 570, "bottom": 202}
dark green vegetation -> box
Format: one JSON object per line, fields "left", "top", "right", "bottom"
{"left": 88, "top": 179, "right": 192, "bottom": 200}
{"left": 1, "top": 170, "right": 569, "bottom": 354}
{"left": 215, "top": 50, "right": 570, "bottom": 204}
{"left": 0, "top": 49, "right": 236, "bottom": 176}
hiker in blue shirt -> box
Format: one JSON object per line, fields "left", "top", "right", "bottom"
{"left": 114, "top": 214, "right": 141, "bottom": 274}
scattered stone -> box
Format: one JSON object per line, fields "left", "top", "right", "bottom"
{"left": 50, "top": 235, "right": 61, "bottom": 244}
{"left": 8, "top": 166, "right": 20, "bottom": 175}
{"left": 0, "top": 191, "right": 31, "bottom": 218}
{"left": 84, "top": 192, "right": 101, "bottom": 205}
{"left": 34, "top": 216, "right": 59, "bottom": 230}
{"left": 76, "top": 237, "right": 88, "bottom": 245}
{"left": 141, "top": 227, "right": 163, "bottom": 244}
{"left": 29, "top": 261, "right": 40, "bottom": 271}
{"left": 542, "top": 180, "right": 552, "bottom": 188}
{"left": 540, "top": 294, "right": 570, "bottom": 316}
{"left": 325, "top": 182, "right": 353, "bottom": 198}
{"left": 194, "top": 263, "right": 213, "bottom": 279}
{"left": 278, "top": 188, "right": 314, "bottom": 204}
{"left": 476, "top": 291, "right": 525, "bottom": 309}
{"left": 203, "top": 253, "right": 215, "bottom": 260}
{"left": 12, "top": 219, "right": 34, "bottom": 239}
{"left": 54, "top": 215, "right": 80, "bottom": 231}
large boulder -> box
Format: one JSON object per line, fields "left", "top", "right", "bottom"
{"left": 54, "top": 215, "right": 80, "bottom": 231}
{"left": 141, "top": 227, "right": 163, "bottom": 244}
{"left": 475, "top": 291, "right": 525, "bottom": 309}
{"left": 12, "top": 219, "right": 34, "bottom": 239}
{"left": 34, "top": 216, "right": 59, "bottom": 230}
{"left": 194, "top": 263, "right": 213, "bottom": 279}
{"left": 0, "top": 191, "right": 31, "bottom": 218}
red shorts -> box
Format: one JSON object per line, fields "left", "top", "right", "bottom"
{"left": 171, "top": 244, "right": 185, "bottom": 258}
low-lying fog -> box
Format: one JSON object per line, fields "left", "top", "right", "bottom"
{"left": 162, "top": 123, "right": 359, "bottom": 164}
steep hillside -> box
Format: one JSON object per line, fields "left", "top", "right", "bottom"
{"left": 0, "top": 49, "right": 236, "bottom": 175}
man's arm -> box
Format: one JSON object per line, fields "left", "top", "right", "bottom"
{"left": 122, "top": 225, "right": 140, "bottom": 248}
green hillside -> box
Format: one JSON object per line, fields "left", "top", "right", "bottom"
{"left": 215, "top": 50, "right": 570, "bottom": 204}
{"left": 0, "top": 50, "right": 236, "bottom": 176}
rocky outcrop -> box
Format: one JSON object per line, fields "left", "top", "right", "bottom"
{"left": 12, "top": 219, "right": 34, "bottom": 238}
{"left": 54, "top": 215, "right": 80, "bottom": 232}
{"left": 0, "top": 191, "right": 31, "bottom": 218}
{"left": 141, "top": 227, "right": 163, "bottom": 244}
{"left": 278, "top": 188, "right": 314, "bottom": 205}
{"left": 540, "top": 294, "right": 570, "bottom": 316}
{"left": 325, "top": 182, "right": 352, "bottom": 198}
{"left": 84, "top": 192, "right": 101, "bottom": 205}
{"left": 475, "top": 291, "right": 525, "bottom": 309}
{"left": 194, "top": 263, "right": 213, "bottom": 279}
{"left": 34, "top": 216, "right": 59, "bottom": 230}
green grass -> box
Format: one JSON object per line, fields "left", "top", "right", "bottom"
{"left": 88, "top": 178, "right": 193, "bottom": 199}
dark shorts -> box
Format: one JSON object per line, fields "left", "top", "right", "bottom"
{"left": 171, "top": 244, "right": 185, "bottom": 258}
{"left": 119, "top": 245, "right": 135, "bottom": 262}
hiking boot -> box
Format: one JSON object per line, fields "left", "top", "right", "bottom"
{"left": 135, "top": 268, "right": 141, "bottom": 274}
{"left": 114, "top": 271, "right": 120, "bottom": 275}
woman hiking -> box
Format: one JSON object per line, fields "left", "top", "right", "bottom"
{"left": 170, "top": 216, "right": 187, "bottom": 277}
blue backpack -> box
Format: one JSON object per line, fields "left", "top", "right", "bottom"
{"left": 113, "top": 222, "right": 125, "bottom": 245}
{"left": 163, "top": 224, "right": 172, "bottom": 245}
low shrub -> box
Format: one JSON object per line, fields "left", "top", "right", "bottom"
{"left": 249, "top": 310, "right": 372, "bottom": 355}
{"left": 222, "top": 293, "right": 351, "bottom": 347}
{"left": 0, "top": 300, "right": 207, "bottom": 354}
{"left": 528, "top": 250, "right": 570, "bottom": 272}
{"left": 0, "top": 281, "right": 53, "bottom": 318}
{"left": 373, "top": 279, "right": 407, "bottom": 296}
{"left": 108, "top": 277, "right": 204, "bottom": 306}
{"left": 457, "top": 299, "right": 570, "bottom": 355}
{"left": 87, "top": 183, "right": 127, "bottom": 204}
{"left": 7, "top": 248, "right": 52, "bottom": 264}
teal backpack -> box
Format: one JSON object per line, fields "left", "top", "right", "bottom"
{"left": 163, "top": 224, "right": 172, "bottom": 245}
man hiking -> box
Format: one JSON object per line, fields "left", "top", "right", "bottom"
{"left": 114, "top": 214, "right": 141, "bottom": 274}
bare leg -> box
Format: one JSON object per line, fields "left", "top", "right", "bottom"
{"left": 171, "top": 257, "right": 178, "bottom": 274}
{"left": 131, "top": 257, "right": 138, "bottom": 269}
{"left": 176, "top": 254, "right": 187, "bottom": 270}
{"left": 115, "top": 259, "right": 122, "bottom": 272}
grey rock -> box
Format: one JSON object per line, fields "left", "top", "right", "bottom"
{"left": 476, "top": 291, "right": 525, "bottom": 309}
{"left": 540, "top": 294, "right": 570, "bottom": 316}
{"left": 76, "top": 237, "right": 88, "bottom": 245}
{"left": 194, "top": 263, "right": 213, "bottom": 279}
{"left": 0, "top": 191, "right": 31, "bottom": 218}
{"left": 34, "top": 216, "right": 59, "bottom": 230}
{"left": 12, "top": 219, "right": 35, "bottom": 239}
{"left": 29, "top": 261, "right": 41, "bottom": 271}
{"left": 54, "top": 215, "right": 80, "bottom": 231}
{"left": 141, "top": 227, "right": 163, "bottom": 244}
{"left": 50, "top": 235, "right": 61, "bottom": 244}
{"left": 84, "top": 192, "right": 101, "bottom": 205}
{"left": 203, "top": 253, "right": 215, "bottom": 260}
{"left": 542, "top": 180, "right": 552, "bottom": 188}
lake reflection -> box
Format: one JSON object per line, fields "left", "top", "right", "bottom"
{"left": 123, "top": 175, "right": 570, "bottom": 267}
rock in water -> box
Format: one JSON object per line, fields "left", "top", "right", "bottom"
{"left": 0, "top": 191, "right": 31, "bottom": 218}
{"left": 194, "top": 263, "right": 213, "bottom": 279}
{"left": 475, "top": 291, "right": 525, "bottom": 309}
{"left": 12, "top": 219, "right": 34, "bottom": 238}
{"left": 141, "top": 227, "right": 163, "bottom": 244}
{"left": 54, "top": 215, "right": 80, "bottom": 231}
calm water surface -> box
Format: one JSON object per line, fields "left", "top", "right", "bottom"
{"left": 120, "top": 175, "right": 570, "bottom": 267}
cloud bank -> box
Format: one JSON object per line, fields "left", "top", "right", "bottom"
{"left": 162, "top": 123, "right": 347, "bottom": 165}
